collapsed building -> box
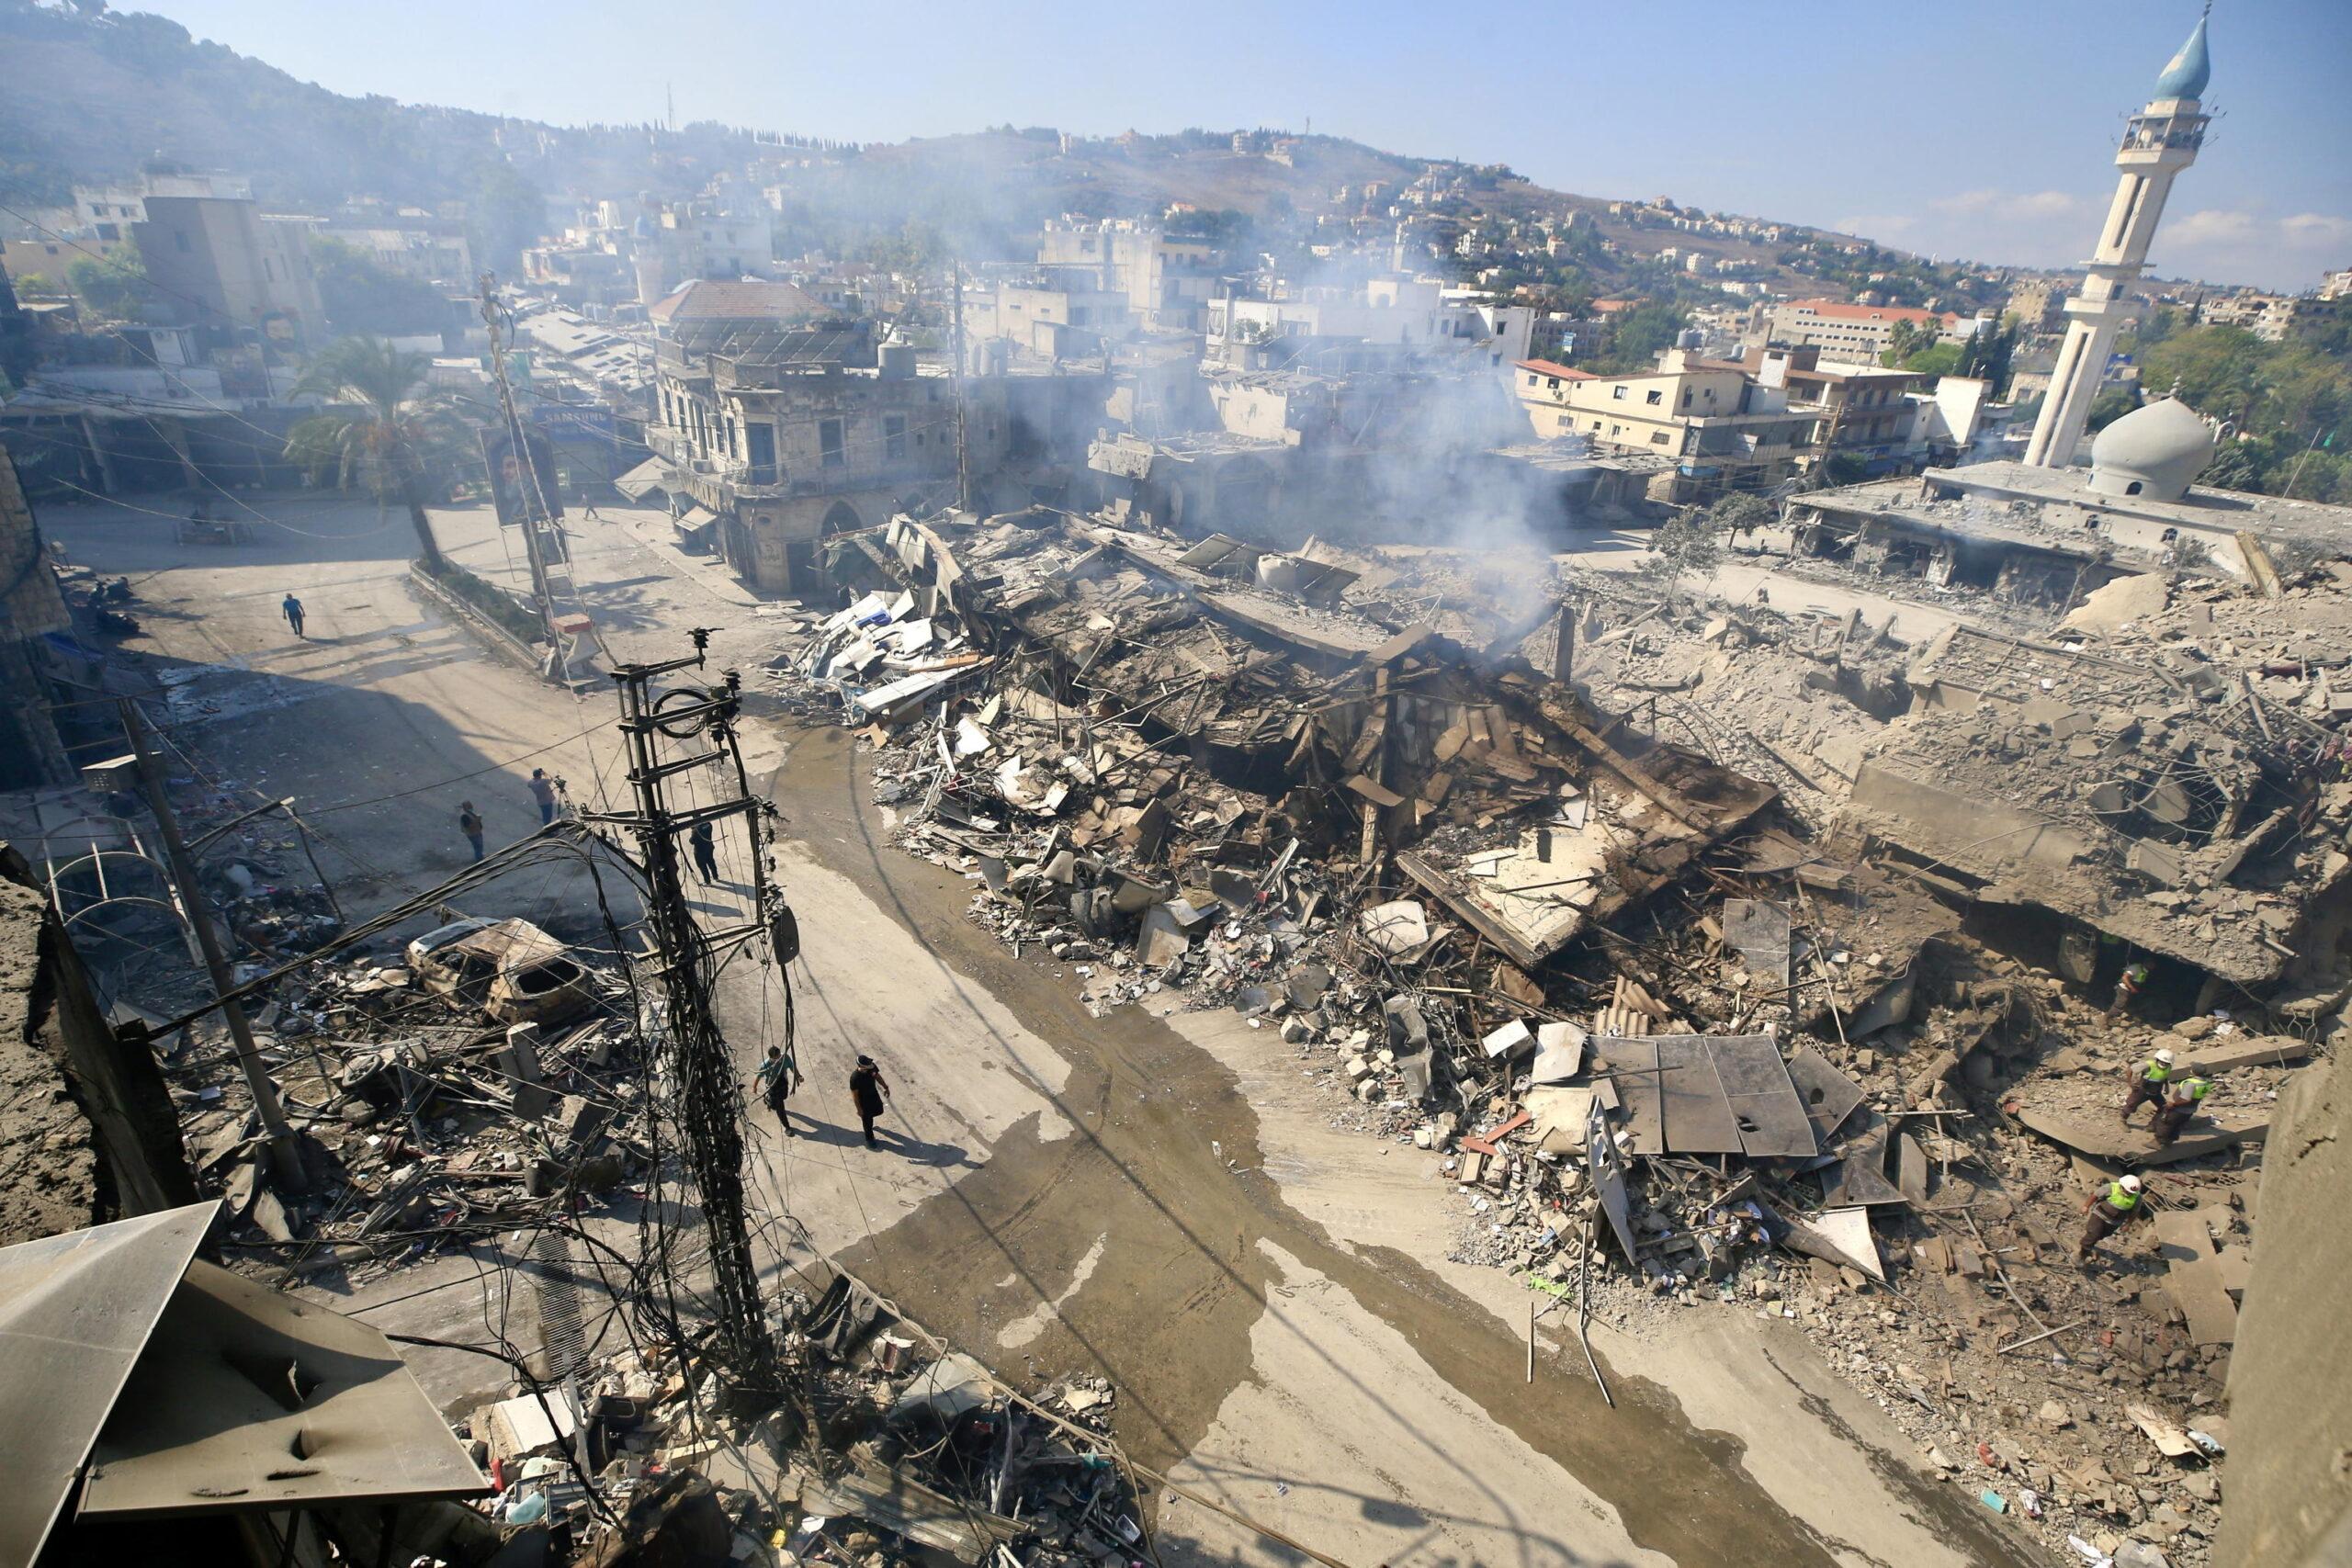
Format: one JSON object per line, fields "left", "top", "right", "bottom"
{"left": 770, "top": 415, "right": 2352, "bottom": 1562}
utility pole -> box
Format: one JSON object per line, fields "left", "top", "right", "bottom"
{"left": 949, "top": 259, "right": 972, "bottom": 515}
{"left": 591, "top": 636, "right": 782, "bottom": 1393}
{"left": 119, "top": 700, "right": 306, "bottom": 1190}
{"left": 480, "top": 274, "right": 560, "bottom": 650}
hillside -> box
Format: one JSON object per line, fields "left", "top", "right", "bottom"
{"left": 0, "top": 0, "right": 1993, "bottom": 307}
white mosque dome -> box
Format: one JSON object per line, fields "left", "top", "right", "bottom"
{"left": 2087, "top": 397, "right": 2215, "bottom": 502}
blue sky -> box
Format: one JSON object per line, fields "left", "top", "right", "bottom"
{"left": 131, "top": 0, "right": 2352, "bottom": 290}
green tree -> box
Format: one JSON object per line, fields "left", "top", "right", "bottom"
{"left": 1880, "top": 320, "right": 1927, "bottom": 367}
{"left": 67, "top": 251, "right": 150, "bottom": 317}
{"left": 283, "top": 336, "right": 458, "bottom": 570}
{"left": 1956, "top": 318, "right": 2017, "bottom": 396}
{"left": 309, "top": 236, "right": 447, "bottom": 335}
{"left": 2086, "top": 388, "right": 2140, "bottom": 433}
{"left": 1708, "top": 492, "right": 1776, "bottom": 536}
{"left": 1900, "top": 342, "right": 1964, "bottom": 378}
{"left": 1812, "top": 452, "right": 1868, "bottom": 489}
{"left": 1591, "top": 301, "right": 1686, "bottom": 372}
{"left": 465, "top": 163, "right": 548, "bottom": 278}
{"left": 1649, "top": 504, "right": 1724, "bottom": 583}
{"left": 10, "top": 271, "right": 61, "bottom": 297}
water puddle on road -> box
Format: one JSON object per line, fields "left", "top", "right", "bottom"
{"left": 770, "top": 722, "right": 2030, "bottom": 1566}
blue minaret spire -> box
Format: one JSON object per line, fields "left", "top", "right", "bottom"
{"left": 2154, "top": 4, "right": 2213, "bottom": 100}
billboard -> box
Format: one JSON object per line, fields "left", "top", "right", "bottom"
{"left": 480, "top": 426, "right": 564, "bottom": 525}
{"left": 531, "top": 405, "right": 618, "bottom": 443}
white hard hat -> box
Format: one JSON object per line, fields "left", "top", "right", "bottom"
{"left": 2153, "top": 1048, "right": 2175, "bottom": 1066}
{"left": 2120, "top": 1175, "right": 2143, "bottom": 1193}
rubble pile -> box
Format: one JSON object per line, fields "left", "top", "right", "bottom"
{"left": 778, "top": 509, "right": 1771, "bottom": 1091}
{"left": 1565, "top": 589, "right": 1913, "bottom": 825}
{"left": 164, "top": 919, "right": 651, "bottom": 1283}
{"left": 452, "top": 1271, "right": 1149, "bottom": 1566}
{"left": 763, "top": 503, "right": 2352, "bottom": 1563}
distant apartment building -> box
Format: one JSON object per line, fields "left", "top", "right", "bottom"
{"left": 2007, "top": 278, "right": 2069, "bottom": 333}
{"left": 66, "top": 174, "right": 253, "bottom": 243}
{"left": 316, "top": 219, "right": 473, "bottom": 286}
{"left": 2200, "top": 289, "right": 2335, "bottom": 344}
{"left": 631, "top": 202, "right": 776, "bottom": 307}
{"left": 1513, "top": 344, "right": 1967, "bottom": 498}
{"left": 1207, "top": 276, "right": 1528, "bottom": 372}
{"left": 132, "top": 193, "right": 325, "bottom": 344}
{"left": 1748, "top": 298, "right": 1977, "bottom": 363}
{"left": 980, "top": 266, "right": 1133, "bottom": 358}
{"left": 2321, "top": 266, "right": 2352, "bottom": 302}
{"left": 1035, "top": 220, "right": 1222, "bottom": 332}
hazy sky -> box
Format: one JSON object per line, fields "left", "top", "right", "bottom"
{"left": 130, "top": 0, "right": 2352, "bottom": 290}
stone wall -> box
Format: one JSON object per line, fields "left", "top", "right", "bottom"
{"left": 0, "top": 843, "right": 194, "bottom": 1244}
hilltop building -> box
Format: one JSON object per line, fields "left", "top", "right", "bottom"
{"left": 1746, "top": 299, "right": 1979, "bottom": 364}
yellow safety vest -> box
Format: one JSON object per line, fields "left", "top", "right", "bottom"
{"left": 2140, "top": 1060, "right": 2171, "bottom": 1085}
{"left": 2178, "top": 1077, "right": 2211, "bottom": 1103}
{"left": 2104, "top": 1183, "right": 2141, "bottom": 1215}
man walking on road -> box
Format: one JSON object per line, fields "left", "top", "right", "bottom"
{"left": 529, "top": 768, "right": 559, "bottom": 827}
{"left": 458, "top": 801, "right": 485, "bottom": 863}
{"left": 281, "top": 592, "right": 306, "bottom": 639}
{"left": 754, "top": 1043, "right": 803, "bottom": 1134}
{"left": 849, "top": 1055, "right": 891, "bottom": 1148}
{"left": 690, "top": 819, "right": 718, "bottom": 884}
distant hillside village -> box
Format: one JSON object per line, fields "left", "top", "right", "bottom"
{"left": 0, "top": 0, "right": 2346, "bottom": 607}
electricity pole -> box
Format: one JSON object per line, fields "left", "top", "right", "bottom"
{"left": 589, "top": 636, "right": 782, "bottom": 1393}
{"left": 950, "top": 259, "right": 972, "bottom": 514}
{"left": 480, "top": 274, "right": 559, "bottom": 647}
{"left": 119, "top": 700, "right": 305, "bottom": 1190}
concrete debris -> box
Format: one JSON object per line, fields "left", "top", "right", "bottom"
{"left": 428, "top": 1269, "right": 1147, "bottom": 1567}
{"left": 748, "top": 488, "right": 2352, "bottom": 1568}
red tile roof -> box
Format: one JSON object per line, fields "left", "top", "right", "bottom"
{"left": 1516, "top": 358, "right": 1598, "bottom": 380}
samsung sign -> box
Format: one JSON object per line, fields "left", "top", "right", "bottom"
{"left": 529, "top": 406, "right": 618, "bottom": 441}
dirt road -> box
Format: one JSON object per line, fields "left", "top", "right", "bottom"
{"left": 32, "top": 491, "right": 2037, "bottom": 1567}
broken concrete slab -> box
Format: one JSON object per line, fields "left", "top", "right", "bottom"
{"left": 2183, "top": 1035, "right": 2311, "bottom": 1074}
{"left": 1482, "top": 1019, "right": 1535, "bottom": 1060}
{"left": 1780, "top": 1205, "right": 1884, "bottom": 1283}
{"left": 2151, "top": 1211, "right": 2238, "bottom": 1347}
{"left": 1531, "top": 1021, "right": 1587, "bottom": 1084}
{"left": 1359, "top": 899, "right": 1430, "bottom": 958}
{"left": 1135, "top": 902, "right": 1196, "bottom": 968}
{"left": 2010, "top": 1100, "right": 2268, "bottom": 1166}
{"left": 1721, "top": 898, "right": 1793, "bottom": 986}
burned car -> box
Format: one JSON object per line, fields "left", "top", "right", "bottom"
{"left": 405, "top": 917, "right": 600, "bottom": 1026}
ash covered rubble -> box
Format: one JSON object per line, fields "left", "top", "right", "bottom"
{"left": 771, "top": 505, "right": 2352, "bottom": 1566}
{"left": 167, "top": 922, "right": 660, "bottom": 1282}
{"left": 30, "top": 750, "right": 1165, "bottom": 1568}
{"left": 427, "top": 1270, "right": 1150, "bottom": 1568}
{"left": 58, "top": 761, "right": 669, "bottom": 1283}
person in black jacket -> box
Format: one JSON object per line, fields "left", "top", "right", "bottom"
{"left": 849, "top": 1055, "right": 891, "bottom": 1147}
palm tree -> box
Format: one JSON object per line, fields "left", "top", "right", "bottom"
{"left": 284, "top": 336, "right": 457, "bottom": 570}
